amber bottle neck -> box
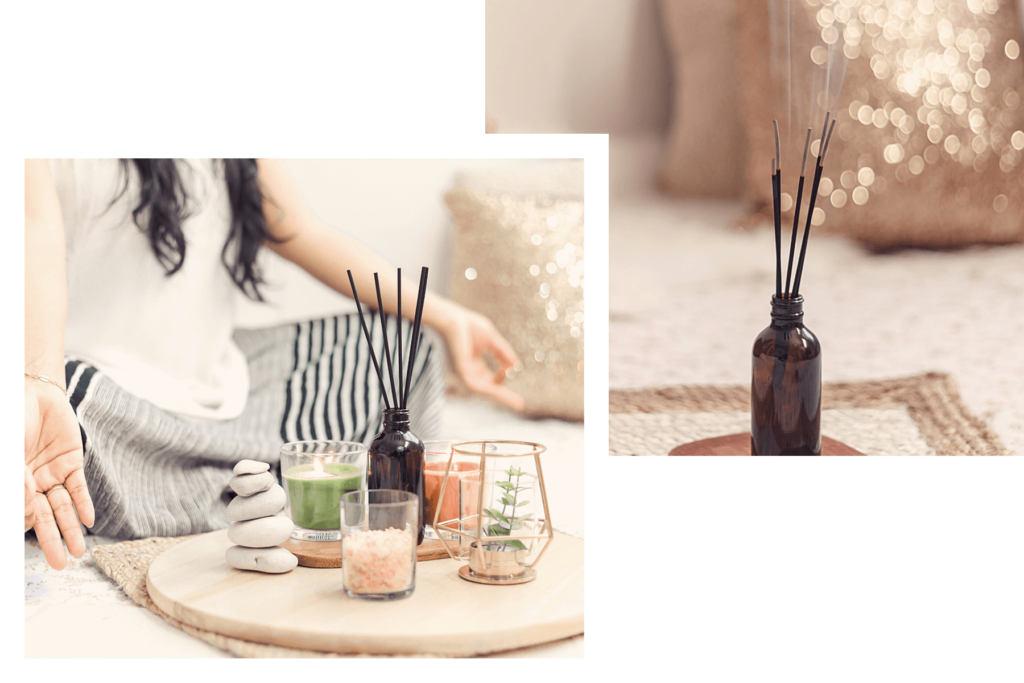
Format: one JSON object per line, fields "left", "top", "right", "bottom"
{"left": 382, "top": 408, "right": 411, "bottom": 429}
{"left": 770, "top": 295, "right": 804, "bottom": 326}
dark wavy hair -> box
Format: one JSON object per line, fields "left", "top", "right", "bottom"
{"left": 113, "top": 159, "right": 278, "bottom": 301}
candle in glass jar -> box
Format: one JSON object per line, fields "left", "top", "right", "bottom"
{"left": 284, "top": 461, "right": 362, "bottom": 530}
{"left": 424, "top": 460, "right": 478, "bottom": 528}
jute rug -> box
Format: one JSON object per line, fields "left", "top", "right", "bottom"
{"left": 91, "top": 535, "right": 580, "bottom": 658}
{"left": 610, "top": 372, "right": 1010, "bottom": 456}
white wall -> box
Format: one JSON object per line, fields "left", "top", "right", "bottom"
{"left": 235, "top": 159, "right": 530, "bottom": 329}
{"left": 485, "top": 0, "right": 671, "bottom": 135}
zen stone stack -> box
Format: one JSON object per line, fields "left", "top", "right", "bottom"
{"left": 224, "top": 460, "right": 298, "bottom": 574}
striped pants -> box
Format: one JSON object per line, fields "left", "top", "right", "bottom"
{"left": 66, "top": 312, "right": 444, "bottom": 540}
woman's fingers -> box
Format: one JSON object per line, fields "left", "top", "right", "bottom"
{"left": 32, "top": 495, "right": 68, "bottom": 570}
{"left": 46, "top": 487, "right": 86, "bottom": 558}
{"left": 444, "top": 308, "right": 524, "bottom": 410}
{"left": 483, "top": 324, "right": 518, "bottom": 371}
{"left": 25, "top": 467, "right": 36, "bottom": 532}
{"left": 31, "top": 475, "right": 90, "bottom": 569}
{"left": 65, "top": 468, "right": 95, "bottom": 528}
{"left": 480, "top": 326, "right": 522, "bottom": 409}
{"left": 466, "top": 372, "right": 525, "bottom": 411}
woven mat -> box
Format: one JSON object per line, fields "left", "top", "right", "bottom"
{"left": 91, "top": 535, "right": 580, "bottom": 658}
{"left": 610, "top": 372, "right": 1009, "bottom": 456}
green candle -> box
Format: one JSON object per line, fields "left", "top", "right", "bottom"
{"left": 284, "top": 463, "right": 363, "bottom": 530}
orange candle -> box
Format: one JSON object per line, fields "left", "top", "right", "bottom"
{"left": 423, "top": 460, "right": 478, "bottom": 529}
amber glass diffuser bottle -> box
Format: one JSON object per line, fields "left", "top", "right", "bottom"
{"left": 368, "top": 408, "right": 426, "bottom": 544}
{"left": 751, "top": 295, "right": 821, "bottom": 455}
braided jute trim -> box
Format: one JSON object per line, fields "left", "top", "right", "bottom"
{"left": 609, "top": 372, "right": 1009, "bottom": 456}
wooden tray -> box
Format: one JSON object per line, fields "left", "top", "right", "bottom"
{"left": 281, "top": 537, "right": 449, "bottom": 568}
{"left": 669, "top": 432, "right": 865, "bottom": 455}
{"left": 147, "top": 528, "right": 583, "bottom": 656}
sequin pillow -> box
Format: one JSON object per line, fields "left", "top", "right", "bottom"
{"left": 445, "top": 161, "right": 584, "bottom": 421}
{"left": 736, "top": 0, "right": 1024, "bottom": 250}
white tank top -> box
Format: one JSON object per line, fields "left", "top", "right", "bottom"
{"left": 50, "top": 159, "right": 250, "bottom": 421}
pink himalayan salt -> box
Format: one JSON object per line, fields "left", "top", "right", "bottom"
{"left": 343, "top": 527, "right": 414, "bottom": 593}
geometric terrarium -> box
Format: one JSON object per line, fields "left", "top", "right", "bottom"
{"left": 432, "top": 440, "right": 553, "bottom": 585}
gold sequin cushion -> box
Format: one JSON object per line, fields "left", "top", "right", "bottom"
{"left": 736, "top": 0, "right": 1024, "bottom": 250}
{"left": 445, "top": 162, "right": 584, "bottom": 421}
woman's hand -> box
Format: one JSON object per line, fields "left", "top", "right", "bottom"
{"left": 26, "top": 159, "right": 86, "bottom": 568}
{"left": 25, "top": 466, "right": 36, "bottom": 532}
{"left": 436, "top": 302, "right": 524, "bottom": 411}
{"left": 25, "top": 380, "right": 95, "bottom": 570}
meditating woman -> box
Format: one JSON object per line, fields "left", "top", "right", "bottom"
{"left": 24, "top": 159, "right": 522, "bottom": 570}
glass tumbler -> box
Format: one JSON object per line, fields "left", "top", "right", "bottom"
{"left": 280, "top": 441, "right": 367, "bottom": 541}
{"left": 340, "top": 489, "right": 418, "bottom": 600}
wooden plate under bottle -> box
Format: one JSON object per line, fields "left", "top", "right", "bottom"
{"left": 670, "top": 432, "right": 865, "bottom": 455}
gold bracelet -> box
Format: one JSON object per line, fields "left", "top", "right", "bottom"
{"left": 25, "top": 373, "right": 67, "bottom": 396}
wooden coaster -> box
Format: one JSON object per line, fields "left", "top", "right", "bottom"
{"left": 669, "top": 432, "right": 865, "bottom": 456}
{"left": 280, "top": 536, "right": 450, "bottom": 568}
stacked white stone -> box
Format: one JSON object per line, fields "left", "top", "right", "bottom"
{"left": 224, "top": 460, "right": 298, "bottom": 574}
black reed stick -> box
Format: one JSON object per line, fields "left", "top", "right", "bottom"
{"left": 347, "top": 270, "right": 391, "bottom": 410}
{"left": 773, "top": 120, "right": 782, "bottom": 298}
{"left": 820, "top": 116, "right": 837, "bottom": 167}
{"left": 785, "top": 127, "right": 812, "bottom": 297}
{"left": 819, "top": 110, "right": 831, "bottom": 166}
{"left": 397, "top": 268, "right": 404, "bottom": 409}
{"left": 373, "top": 272, "right": 399, "bottom": 407}
{"left": 770, "top": 123, "right": 786, "bottom": 428}
{"left": 772, "top": 159, "right": 781, "bottom": 297}
{"left": 792, "top": 117, "right": 836, "bottom": 297}
{"left": 401, "top": 279, "right": 418, "bottom": 406}
{"left": 791, "top": 165, "right": 822, "bottom": 300}
{"left": 402, "top": 266, "right": 429, "bottom": 408}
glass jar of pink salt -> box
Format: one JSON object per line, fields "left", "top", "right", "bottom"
{"left": 340, "top": 489, "right": 418, "bottom": 600}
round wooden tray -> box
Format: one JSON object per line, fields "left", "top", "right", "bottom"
{"left": 147, "top": 528, "right": 583, "bottom": 656}
{"left": 669, "top": 432, "right": 865, "bottom": 455}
